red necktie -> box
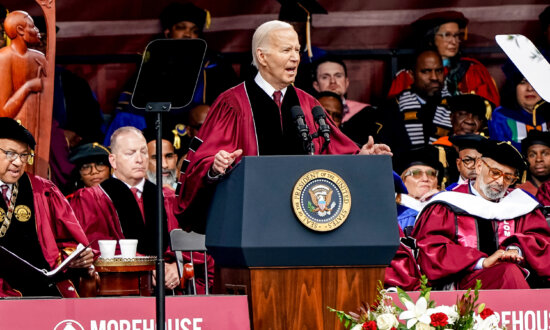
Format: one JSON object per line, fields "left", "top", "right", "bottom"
{"left": 1, "top": 185, "right": 9, "bottom": 207}
{"left": 130, "top": 187, "right": 145, "bottom": 221}
{"left": 273, "top": 90, "right": 283, "bottom": 127}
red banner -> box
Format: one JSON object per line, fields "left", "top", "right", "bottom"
{"left": 390, "top": 289, "right": 550, "bottom": 330}
{"left": 0, "top": 295, "right": 249, "bottom": 330}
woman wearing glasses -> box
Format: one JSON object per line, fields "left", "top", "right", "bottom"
{"left": 68, "top": 143, "right": 111, "bottom": 192}
{"left": 388, "top": 10, "right": 499, "bottom": 106}
{"left": 394, "top": 146, "right": 443, "bottom": 234}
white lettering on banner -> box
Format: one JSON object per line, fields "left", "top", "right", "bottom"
{"left": 497, "top": 310, "right": 550, "bottom": 329}
{"left": 91, "top": 318, "right": 203, "bottom": 330}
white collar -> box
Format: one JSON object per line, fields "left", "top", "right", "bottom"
{"left": 0, "top": 180, "right": 13, "bottom": 190}
{"left": 112, "top": 174, "right": 145, "bottom": 194}
{"left": 420, "top": 188, "right": 539, "bottom": 221}
{"left": 254, "top": 72, "right": 287, "bottom": 99}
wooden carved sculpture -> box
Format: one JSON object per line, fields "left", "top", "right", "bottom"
{"left": 0, "top": 2, "right": 55, "bottom": 177}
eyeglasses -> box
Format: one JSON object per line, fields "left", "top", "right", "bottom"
{"left": 480, "top": 159, "right": 519, "bottom": 185}
{"left": 435, "top": 32, "right": 463, "bottom": 42}
{"left": 0, "top": 147, "right": 33, "bottom": 163}
{"left": 403, "top": 168, "right": 438, "bottom": 180}
{"left": 459, "top": 157, "right": 478, "bottom": 168}
{"left": 80, "top": 161, "right": 109, "bottom": 175}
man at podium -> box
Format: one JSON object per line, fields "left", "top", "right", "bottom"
{"left": 176, "top": 20, "right": 391, "bottom": 232}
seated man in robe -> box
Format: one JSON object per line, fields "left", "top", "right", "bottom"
{"left": 413, "top": 139, "right": 550, "bottom": 289}
{"left": 0, "top": 117, "right": 93, "bottom": 297}
{"left": 70, "top": 126, "right": 181, "bottom": 291}
{"left": 176, "top": 20, "right": 391, "bottom": 233}
{"left": 519, "top": 130, "right": 550, "bottom": 196}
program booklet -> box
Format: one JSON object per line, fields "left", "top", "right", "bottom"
{"left": 0, "top": 242, "right": 90, "bottom": 284}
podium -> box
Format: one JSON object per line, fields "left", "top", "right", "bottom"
{"left": 206, "top": 155, "right": 399, "bottom": 329}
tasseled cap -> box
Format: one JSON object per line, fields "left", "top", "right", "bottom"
{"left": 478, "top": 139, "right": 527, "bottom": 174}
{"left": 0, "top": 117, "right": 36, "bottom": 150}
{"left": 449, "top": 134, "right": 487, "bottom": 152}
{"left": 160, "top": 2, "right": 210, "bottom": 32}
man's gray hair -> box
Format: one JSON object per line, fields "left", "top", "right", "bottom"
{"left": 251, "top": 20, "right": 294, "bottom": 69}
{"left": 110, "top": 126, "right": 144, "bottom": 154}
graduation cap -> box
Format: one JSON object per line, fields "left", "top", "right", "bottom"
{"left": 0, "top": 117, "right": 36, "bottom": 150}
{"left": 521, "top": 130, "right": 550, "bottom": 154}
{"left": 449, "top": 134, "right": 487, "bottom": 152}
{"left": 159, "top": 2, "right": 211, "bottom": 32}
{"left": 277, "top": 0, "right": 327, "bottom": 58}
{"left": 447, "top": 94, "right": 494, "bottom": 121}
{"left": 412, "top": 10, "right": 469, "bottom": 40}
{"left": 69, "top": 142, "right": 110, "bottom": 165}
{"left": 142, "top": 124, "right": 187, "bottom": 151}
{"left": 393, "top": 145, "right": 444, "bottom": 178}
{"left": 478, "top": 139, "right": 526, "bottom": 173}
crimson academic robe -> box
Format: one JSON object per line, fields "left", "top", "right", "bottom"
{"left": 388, "top": 57, "right": 500, "bottom": 106}
{"left": 413, "top": 183, "right": 550, "bottom": 289}
{"left": 536, "top": 180, "right": 550, "bottom": 206}
{"left": 164, "top": 188, "right": 214, "bottom": 294}
{"left": 0, "top": 173, "right": 89, "bottom": 297}
{"left": 384, "top": 226, "right": 421, "bottom": 291}
{"left": 176, "top": 82, "right": 360, "bottom": 232}
{"left": 69, "top": 177, "right": 168, "bottom": 256}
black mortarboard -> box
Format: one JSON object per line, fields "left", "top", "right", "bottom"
{"left": 521, "top": 130, "right": 550, "bottom": 155}
{"left": 412, "top": 10, "right": 469, "bottom": 32}
{"left": 539, "top": 6, "right": 550, "bottom": 29}
{"left": 394, "top": 146, "right": 443, "bottom": 178}
{"left": 0, "top": 117, "right": 36, "bottom": 150}
{"left": 449, "top": 134, "right": 487, "bottom": 152}
{"left": 143, "top": 124, "right": 187, "bottom": 151}
{"left": 501, "top": 59, "right": 525, "bottom": 86}
{"left": 69, "top": 142, "right": 110, "bottom": 165}
{"left": 277, "top": 0, "right": 327, "bottom": 23}
{"left": 478, "top": 139, "right": 526, "bottom": 173}
{"left": 447, "top": 94, "right": 493, "bottom": 121}
{"left": 159, "top": 2, "right": 209, "bottom": 32}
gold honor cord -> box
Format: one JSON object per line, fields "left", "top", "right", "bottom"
{"left": 0, "top": 182, "right": 19, "bottom": 237}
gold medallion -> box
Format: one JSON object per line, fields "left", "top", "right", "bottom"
{"left": 0, "top": 208, "right": 5, "bottom": 223}
{"left": 14, "top": 205, "right": 31, "bottom": 222}
{"left": 291, "top": 169, "right": 351, "bottom": 232}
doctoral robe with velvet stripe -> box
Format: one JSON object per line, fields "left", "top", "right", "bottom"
{"left": 176, "top": 80, "right": 360, "bottom": 233}
{"left": 412, "top": 183, "right": 550, "bottom": 289}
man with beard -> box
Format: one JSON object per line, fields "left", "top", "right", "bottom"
{"left": 518, "top": 130, "right": 550, "bottom": 196}
{"left": 70, "top": 126, "right": 181, "bottom": 291}
{"left": 144, "top": 128, "right": 179, "bottom": 190}
{"left": 413, "top": 139, "right": 550, "bottom": 289}
{"left": 378, "top": 49, "right": 452, "bottom": 155}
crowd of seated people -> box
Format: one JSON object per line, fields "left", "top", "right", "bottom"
{"left": 2, "top": 1, "right": 550, "bottom": 298}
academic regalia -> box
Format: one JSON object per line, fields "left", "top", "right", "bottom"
{"left": 0, "top": 173, "right": 89, "bottom": 297}
{"left": 413, "top": 183, "right": 550, "bottom": 289}
{"left": 176, "top": 80, "right": 360, "bottom": 233}
{"left": 384, "top": 226, "right": 421, "bottom": 291}
{"left": 164, "top": 187, "right": 214, "bottom": 294}
{"left": 388, "top": 58, "right": 500, "bottom": 107}
{"left": 69, "top": 177, "right": 168, "bottom": 256}
{"left": 536, "top": 180, "right": 550, "bottom": 206}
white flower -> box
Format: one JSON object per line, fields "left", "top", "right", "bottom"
{"left": 399, "top": 296, "right": 432, "bottom": 329}
{"left": 376, "top": 313, "right": 399, "bottom": 330}
{"left": 428, "top": 305, "right": 459, "bottom": 324}
{"left": 415, "top": 322, "right": 435, "bottom": 330}
{"left": 474, "top": 313, "right": 502, "bottom": 330}
{"left": 350, "top": 324, "right": 363, "bottom": 330}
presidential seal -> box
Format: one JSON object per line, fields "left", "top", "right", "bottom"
{"left": 14, "top": 205, "right": 31, "bottom": 222}
{"left": 291, "top": 169, "right": 351, "bottom": 232}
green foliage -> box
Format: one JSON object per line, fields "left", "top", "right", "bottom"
{"left": 307, "top": 201, "right": 315, "bottom": 212}
{"left": 327, "top": 307, "right": 357, "bottom": 329}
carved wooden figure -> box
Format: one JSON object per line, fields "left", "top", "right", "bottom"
{"left": 0, "top": 1, "right": 55, "bottom": 177}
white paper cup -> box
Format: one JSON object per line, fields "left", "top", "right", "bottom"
{"left": 98, "top": 240, "right": 117, "bottom": 259}
{"left": 119, "top": 239, "right": 138, "bottom": 258}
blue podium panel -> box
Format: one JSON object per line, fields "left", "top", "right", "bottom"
{"left": 206, "top": 155, "right": 399, "bottom": 267}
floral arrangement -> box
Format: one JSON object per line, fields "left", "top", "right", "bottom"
{"left": 329, "top": 276, "right": 505, "bottom": 330}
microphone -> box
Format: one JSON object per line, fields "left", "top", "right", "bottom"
{"left": 312, "top": 106, "right": 331, "bottom": 147}
{"left": 290, "top": 105, "right": 314, "bottom": 154}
